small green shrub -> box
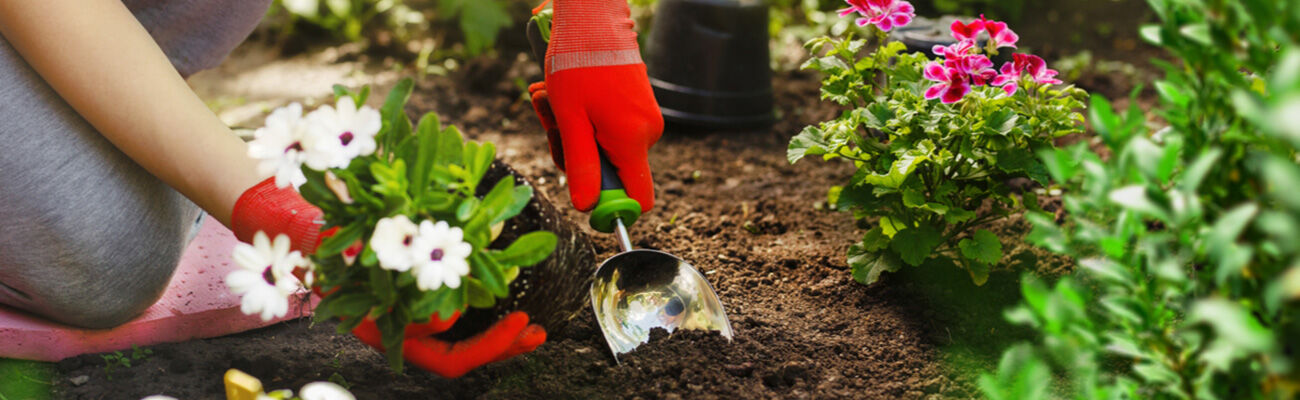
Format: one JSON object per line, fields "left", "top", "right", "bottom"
{"left": 982, "top": 0, "right": 1300, "bottom": 398}
{"left": 271, "top": 0, "right": 515, "bottom": 55}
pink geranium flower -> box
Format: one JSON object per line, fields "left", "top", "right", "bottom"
{"left": 946, "top": 54, "right": 997, "bottom": 86}
{"left": 1023, "top": 54, "right": 1063, "bottom": 85}
{"left": 950, "top": 19, "right": 985, "bottom": 42}
{"left": 991, "top": 54, "right": 1062, "bottom": 96}
{"left": 990, "top": 61, "right": 1021, "bottom": 96}
{"left": 932, "top": 40, "right": 976, "bottom": 61}
{"left": 837, "top": 0, "right": 872, "bottom": 18}
{"left": 924, "top": 62, "right": 972, "bottom": 104}
{"left": 839, "top": 0, "right": 915, "bottom": 32}
{"left": 978, "top": 15, "right": 1019, "bottom": 49}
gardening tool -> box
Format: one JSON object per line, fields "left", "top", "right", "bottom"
{"left": 526, "top": 18, "right": 735, "bottom": 360}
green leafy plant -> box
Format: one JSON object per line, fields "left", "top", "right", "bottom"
{"left": 303, "top": 80, "right": 558, "bottom": 372}
{"left": 234, "top": 79, "right": 557, "bottom": 373}
{"left": 274, "top": 0, "right": 424, "bottom": 43}
{"left": 789, "top": 11, "right": 1087, "bottom": 285}
{"left": 435, "top": 0, "right": 514, "bottom": 55}
{"left": 101, "top": 345, "right": 152, "bottom": 380}
{"left": 272, "top": 0, "right": 514, "bottom": 56}
{"left": 982, "top": 0, "right": 1300, "bottom": 398}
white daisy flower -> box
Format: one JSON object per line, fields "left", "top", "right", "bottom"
{"left": 300, "top": 381, "right": 357, "bottom": 400}
{"left": 409, "top": 220, "right": 473, "bottom": 291}
{"left": 228, "top": 232, "right": 308, "bottom": 321}
{"left": 304, "top": 96, "right": 381, "bottom": 170}
{"left": 369, "top": 215, "right": 419, "bottom": 272}
{"left": 248, "top": 103, "right": 317, "bottom": 188}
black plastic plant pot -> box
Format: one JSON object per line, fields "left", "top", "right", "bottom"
{"left": 646, "top": 0, "right": 773, "bottom": 131}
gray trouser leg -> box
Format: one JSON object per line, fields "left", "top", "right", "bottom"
{"left": 0, "top": 38, "right": 200, "bottom": 329}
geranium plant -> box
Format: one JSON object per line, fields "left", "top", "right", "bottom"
{"left": 789, "top": 3, "right": 1087, "bottom": 285}
{"left": 229, "top": 79, "right": 558, "bottom": 372}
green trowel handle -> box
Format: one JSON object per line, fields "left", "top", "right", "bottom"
{"left": 589, "top": 151, "right": 642, "bottom": 233}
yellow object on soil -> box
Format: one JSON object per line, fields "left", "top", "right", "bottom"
{"left": 223, "top": 369, "right": 263, "bottom": 400}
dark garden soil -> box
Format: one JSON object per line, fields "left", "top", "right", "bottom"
{"left": 53, "top": 52, "right": 1072, "bottom": 399}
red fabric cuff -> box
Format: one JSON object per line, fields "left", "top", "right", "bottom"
{"left": 230, "top": 177, "right": 324, "bottom": 255}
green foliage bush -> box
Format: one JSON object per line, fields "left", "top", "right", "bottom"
{"left": 790, "top": 28, "right": 1087, "bottom": 286}
{"left": 981, "top": 0, "right": 1300, "bottom": 398}
{"left": 271, "top": 0, "right": 515, "bottom": 55}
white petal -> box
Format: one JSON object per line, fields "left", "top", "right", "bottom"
{"left": 232, "top": 243, "right": 269, "bottom": 272}
{"left": 300, "top": 381, "right": 356, "bottom": 400}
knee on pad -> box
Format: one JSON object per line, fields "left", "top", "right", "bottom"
{"left": 14, "top": 231, "right": 188, "bottom": 330}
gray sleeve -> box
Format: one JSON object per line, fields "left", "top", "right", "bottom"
{"left": 122, "top": 0, "right": 273, "bottom": 77}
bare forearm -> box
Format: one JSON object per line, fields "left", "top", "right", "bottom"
{"left": 0, "top": 0, "right": 260, "bottom": 225}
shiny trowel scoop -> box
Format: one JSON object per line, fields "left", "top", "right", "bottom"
{"left": 586, "top": 153, "right": 734, "bottom": 361}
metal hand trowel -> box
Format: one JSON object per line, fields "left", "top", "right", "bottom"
{"left": 525, "top": 17, "right": 733, "bottom": 360}
{"left": 587, "top": 155, "right": 734, "bottom": 360}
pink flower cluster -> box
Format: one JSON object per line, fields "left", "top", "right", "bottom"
{"left": 923, "top": 16, "right": 1062, "bottom": 104}
{"left": 838, "top": 0, "right": 915, "bottom": 32}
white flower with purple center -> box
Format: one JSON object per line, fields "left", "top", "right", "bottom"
{"left": 305, "top": 96, "right": 381, "bottom": 170}
{"left": 247, "top": 103, "right": 317, "bottom": 188}
{"left": 369, "top": 215, "right": 420, "bottom": 272}
{"left": 227, "top": 231, "right": 308, "bottom": 321}
{"left": 409, "top": 220, "right": 473, "bottom": 291}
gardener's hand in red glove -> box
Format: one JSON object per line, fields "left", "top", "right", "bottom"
{"left": 231, "top": 177, "right": 546, "bottom": 378}
{"left": 351, "top": 311, "right": 547, "bottom": 378}
{"left": 528, "top": 0, "right": 663, "bottom": 213}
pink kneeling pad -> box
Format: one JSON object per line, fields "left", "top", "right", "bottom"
{"left": 0, "top": 215, "right": 316, "bottom": 362}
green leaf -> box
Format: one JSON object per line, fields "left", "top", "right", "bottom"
{"left": 469, "top": 253, "right": 508, "bottom": 298}
{"left": 456, "top": 197, "right": 479, "bottom": 222}
{"left": 1179, "top": 23, "right": 1212, "bottom": 46}
{"left": 319, "top": 292, "right": 377, "bottom": 320}
{"left": 317, "top": 223, "right": 365, "bottom": 258}
{"left": 369, "top": 267, "right": 396, "bottom": 306}
{"left": 463, "top": 141, "right": 496, "bottom": 188}
{"left": 435, "top": 125, "right": 465, "bottom": 169}
{"left": 788, "top": 125, "right": 835, "bottom": 163}
{"left": 860, "top": 151, "right": 929, "bottom": 189}
{"left": 1178, "top": 148, "right": 1222, "bottom": 192}
{"left": 379, "top": 79, "right": 414, "bottom": 145}
{"left": 496, "top": 185, "right": 534, "bottom": 224}
{"left": 859, "top": 102, "right": 895, "bottom": 129}
{"left": 376, "top": 312, "right": 408, "bottom": 373}
{"left": 944, "top": 207, "right": 976, "bottom": 224}
{"left": 493, "top": 231, "right": 558, "bottom": 267}
{"left": 478, "top": 177, "right": 512, "bottom": 222}
{"left": 860, "top": 227, "right": 890, "bottom": 252}
{"left": 902, "top": 189, "right": 927, "bottom": 208}
{"left": 983, "top": 109, "right": 1019, "bottom": 136}
{"left": 848, "top": 244, "right": 903, "bottom": 285}
{"left": 457, "top": 0, "right": 512, "bottom": 55}
{"left": 410, "top": 113, "right": 443, "bottom": 198}
{"left": 959, "top": 229, "right": 1003, "bottom": 265}
{"left": 890, "top": 226, "right": 942, "bottom": 266}
{"left": 465, "top": 278, "right": 497, "bottom": 308}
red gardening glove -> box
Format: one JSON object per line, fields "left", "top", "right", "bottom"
{"left": 532, "top": 0, "right": 663, "bottom": 213}
{"left": 231, "top": 177, "right": 326, "bottom": 255}
{"left": 351, "top": 311, "right": 547, "bottom": 378}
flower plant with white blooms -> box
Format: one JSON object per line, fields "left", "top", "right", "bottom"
{"left": 235, "top": 80, "right": 558, "bottom": 372}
